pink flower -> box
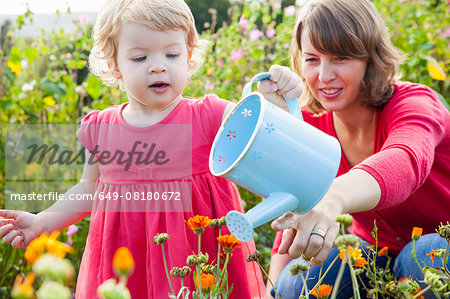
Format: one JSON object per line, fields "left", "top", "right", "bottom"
{"left": 239, "top": 15, "right": 248, "bottom": 34}
{"left": 284, "top": 5, "right": 296, "bottom": 17}
{"left": 266, "top": 28, "right": 276, "bottom": 39}
{"left": 218, "top": 59, "right": 224, "bottom": 68}
{"left": 67, "top": 225, "right": 79, "bottom": 238}
{"left": 230, "top": 49, "right": 244, "bottom": 61}
{"left": 249, "top": 29, "right": 264, "bottom": 41}
{"left": 441, "top": 28, "right": 450, "bottom": 38}
{"left": 76, "top": 14, "right": 92, "bottom": 26}
{"left": 205, "top": 83, "right": 215, "bottom": 90}
{"left": 222, "top": 21, "right": 228, "bottom": 29}
{"left": 274, "top": 2, "right": 282, "bottom": 9}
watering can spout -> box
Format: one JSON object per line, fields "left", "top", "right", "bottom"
{"left": 226, "top": 192, "right": 299, "bottom": 242}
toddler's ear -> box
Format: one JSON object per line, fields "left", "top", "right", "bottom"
{"left": 112, "top": 69, "right": 122, "bottom": 79}
{"left": 108, "top": 61, "right": 122, "bottom": 79}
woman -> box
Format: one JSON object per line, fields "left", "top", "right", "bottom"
{"left": 258, "top": 0, "right": 450, "bottom": 298}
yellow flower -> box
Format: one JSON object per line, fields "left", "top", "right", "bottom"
{"left": 207, "top": 67, "right": 214, "bottom": 76}
{"left": 113, "top": 247, "right": 135, "bottom": 276}
{"left": 185, "top": 215, "right": 211, "bottom": 234}
{"left": 311, "top": 284, "right": 332, "bottom": 299}
{"left": 7, "top": 60, "right": 22, "bottom": 75}
{"left": 11, "top": 273, "right": 35, "bottom": 299}
{"left": 426, "top": 57, "right": 446, "bottom": 81}
{"left": 412, "top": 227, "right": 423, "bottom": 241}
{"left": 217, "top": 234, "right": 241, "bottom": 253}
{"left": 24, "top": 231, "right": 73, "bottom": 264}
{"left": 194, "top": 273, "right": 216, "bottom": 293}
{"left": 377, "top": 246, "right": 389, "bottom": 256}
{"left": 46, "top": 231, "right": 74, "bottom": 258}
{"left": 43, "top": 96, "right": 56, "bottom": 107}
{"left": 25, "top": 162, "right": 39, "bottom": 177}
{"left": 339, "top": 246, "right": 368, "bottom": 268}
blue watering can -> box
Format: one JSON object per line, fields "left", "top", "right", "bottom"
{"left": 209, "top": 73, "right": 341, "bottom": 242}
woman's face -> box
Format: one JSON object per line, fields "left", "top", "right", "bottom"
{"left": 300, "top": 27, "right": 368, "bottom": 112}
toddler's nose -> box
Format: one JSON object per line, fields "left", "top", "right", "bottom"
{"left": 148, "top": 63, "right": 167, "bottom": 74}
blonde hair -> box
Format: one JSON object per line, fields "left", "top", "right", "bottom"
{"left": 291, "top": 0, "right": 405, "bottom": 114}
{"left": 89, "top": 0, "right": 206, "bottom": 87}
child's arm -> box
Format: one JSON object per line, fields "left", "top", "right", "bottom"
{"left": 0, "top": 154, "right": 98, "bottom": 249}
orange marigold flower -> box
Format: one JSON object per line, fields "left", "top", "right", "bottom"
{"left": 412, "top": 286, "right": 424, "bottom": 299}
{"left": 427, "top": 249, "right": 437, "bottom": 263}
{"left": 220, "top": 251, "right": 233, "bottom": 263}
{"left": 194, "top": 273, "right": 216, "bottom": 293}
{"left": 339, "top": 246, "right": 368, "bottom": 268}
{"left": 311, "top": 284, "right": 332, "bottom": 299}
{"left": 378, "top": 246, "right": 389, "bottom": 256}
{"left": 412, "top": 227, "right": 423, "bottom": 240}
{"left": 11, "top": 273, "right": 35, "bottom": 299}
{"left": 113, "top": 247, "right": 135, "bottom": 276}
{"left": 217, "top": 234, "right": 241, "bottom": 253}
{"left": 185, "top": 215, "right": 211, "bottom": 234}
{"left": 24, "top": 231, "right": 73, "bottom": 264}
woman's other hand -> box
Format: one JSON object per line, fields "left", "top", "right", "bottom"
{"left": 257, "top": 65, "right": 303, "bottom": 111}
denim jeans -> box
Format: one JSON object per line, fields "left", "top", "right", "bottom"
{"left": 271, "top": 233, "right": 448, "bottom": 299}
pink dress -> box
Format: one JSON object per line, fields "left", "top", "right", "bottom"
{"left": 76, "top": 95, "right": 265, "bottom": 298}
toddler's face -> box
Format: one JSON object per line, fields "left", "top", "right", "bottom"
{"left": 114, "top": 23, "right": 190, "bottom": 111}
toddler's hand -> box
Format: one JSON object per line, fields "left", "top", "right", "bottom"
{"left": 257, "top": 65, "right": 303, "bottom": 110}
{"left": 0, "top": 210, "right": 44, "bottom": 249}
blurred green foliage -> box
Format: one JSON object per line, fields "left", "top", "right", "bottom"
{"left": 0, "top": 0, "right": 448, "bottom": 297}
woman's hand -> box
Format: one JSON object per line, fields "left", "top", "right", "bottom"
{"left": 271, "top": 200, "right": 341, "bottom": 266}
{"left": 0, "top": 210, "right": 46, "bottom": 249}
{"left": 257, "top": 65, "right": 303, "bottom": 110}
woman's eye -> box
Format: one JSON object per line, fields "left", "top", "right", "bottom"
{"left": 305, "top": 58, "right": 317, "bottom": 62}
{"left": 132, "top": 56, "right": 146, "bottom": 62}
{"left": 336, "top": 56, "right": 349, "bottom": 61}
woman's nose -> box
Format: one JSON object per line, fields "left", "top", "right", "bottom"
{"left": 318, "top": 62, "right": 336, "bottom": 82}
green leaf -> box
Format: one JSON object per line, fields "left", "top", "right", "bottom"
{"left": 86, "top": 76, "right": 103, "bottom": 99}
{"left": 24, "top": 47, "right": 39, "bottom": 63}
{"left": 41, "top": 78, "right": 66, "bottom": 96}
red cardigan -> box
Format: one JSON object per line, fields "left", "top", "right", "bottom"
{"left": 272, "top": 81, "right": 450, "bottom": 255}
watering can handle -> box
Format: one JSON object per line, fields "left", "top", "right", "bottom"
{"left": 242, "top": 72, "right": 303, "bottom": 120}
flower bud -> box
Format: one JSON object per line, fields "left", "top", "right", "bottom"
{"left": 97, "top": 278, "right": 131, "bottom": 299}
{"left": 335, "top": 214, "right": 353, "bottom": 226}
{"left": 36, "top": 281, "right": 71, "bottom": 299}
{"left": 289, "top": 262, "right": 309, "bottom": 275}
{"left": 436, "top": 222, "right": 450, "bottom": 241}
{"left": 246, "top": 251, "right": 261, "bottom": 262}
{"left": 198, "top": 253, "right": 209, "bottom": 264}
{"left": 153, "top": 233, "right": 169, "bottom": 245}
{"left": 334, "top": 234, "right": 360, "bottom": 249}
{"left": 219, "top": 216, "right": 226, "bottom": 226}
{"left": 187, "top": 255, "right": 198, "bottom": 266}
{"left": 209, "top": 219, "right": 220, "bottom": 228}
{"left": 180, "top": 266, "right": 192, "bottom": 277}
{"left": 32, "top": 254, "right": 75, "bottom": 283}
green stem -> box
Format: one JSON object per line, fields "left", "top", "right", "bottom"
{"left": 348, "top": 262, "right": 361, "bottom": 299}
{"left": 257, "top": 262, "right": 280, "bottom": 299}
{"left": 180, "top": 277, "right": 185, "bottom": 298}
{"left": 217, "top": 227, "right": 222, "bottom": 273}
{"left": 443, "top": 240, "right": 449, "bottom": 274}
{"left": 217, "top": 252, "right": 230, "bottom": 294}
{"left": 308, "top": 255, "right": 340, "bottom": 295}
{"left": 161, "top": 243, "right": 175, "bottom": 295}
{"left": 411, "top": 240, "right": 423, "bottom": 272}
{"left": 197, "top": 233, "right": 202, "bottom": 292}
{"left": 413, "top": 285, "right": 432, "bottom": 298}
{"left": 330, "top": 250, "right": 348, "bottom": 299}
